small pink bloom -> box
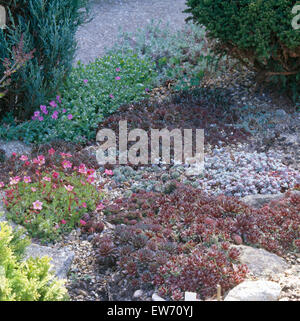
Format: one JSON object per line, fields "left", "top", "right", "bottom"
{"left": 87, "top": 168, "right": 95, "bottom": 176}
{"left": 109, "top": 94, "right": 114, "bottom": 99}
{"left": 115, "top": 76, "right": 121, "bottom": 80}
{"left": 80, "top": 219, "right": 87, "bottom": 226}
{"left": 62, "top": 160, "right": 72, "bottom": 169}
{"left": 9, "top": 176, "right": 21, "bottom": 185}
{"left": 61, "top": 219, "right": 66, "bottom": 224}
{"left": 0, "top": 182, "right": 5, "bottom": 188}
{"left": 49, "top": 100, "right": 57, "bottom": 108}
{"left": 104, "top": 169, "right": 114, "bottom": 176}
{"left": 83, "top": 79, "right": 88, "bottom": 83}
{"left": 12, "top": 153, "right": 17, "bottom": 157}
{"left": 33, "top": 200, "right": 43, "bottom": 210}
{"left": 24, "top": 176, "right": 32, "bottom": 183}
{"left": 115, "top": 67, "right": 121, "bottom": 72}
{"left": 43, "top": 176, "right": 51, "bottom": 182}
{"left": 62, "top": 109, "right": 67, "bottom": 113}
{"left": 82, "top": 202, "right": 87, "bottom": 208}
{"left": 60, "top": 152, "right": 72, "bottom": 158}
{"left": 48, "top": 148, "right": 55, "bottom": 155}
{"left": 31, "top": 187, "right": 37, "bottom": 192}
{"left": 64, "top": 184, "right": 74, "bottom": 192}
{"left": 34, "top": 111, "right": 40, "bottom": 117}
{"left": 96, "top": 203, "right": 105, "bottom": 211}
{"left": 38, "top": 116, "right": 44, "bottom": 121}
{"left": 56, "top": 95, "right": 62, "bottom": 103}
{"left": 52, "top": 184, "right": 57, "bottom": 189}
{"left": 20, "top": 155, "right": 28, "bottom": 161}
{"left": 51, "top": 111, "right": 58, "bottom": 120}
{"left": 78, "top": 164, "right": 87, "bottom": 174}
{"left": 86, "top": 176, "right": 95, "bottom": 184}
{"left": 67, "top": 114, "right": 73, "bottom": 120}
{"left": 52, "top": 171, "right": 59, "bottom": 179}
{"left": 37, "top": 155, "right": 45, "bottom": 165}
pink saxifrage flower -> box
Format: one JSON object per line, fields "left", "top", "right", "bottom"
{"left": 115, "top": 76, "right": 121, "bottom": 81}
{"left": 83, "top": 79, "right": 88, "bottom": 84}
{"left": 24, "top": 176, "right": 32, "bottom": 183}
{"left": 9, "top": 176, "right": 21, "bottom": 185}
{"left": 96, "top": 203, "right": 105, "bottom": 211}
{"left": 49, "top": 100, "right": 57, "bottom": 108}
{"left": 64, "top": 184, "right": 74, "bottom": 192}
{"left": 33, "top": 200, "right": 43, "bottom": 210}
{"left": 80, "top": 219, "right": 87, "bottom": 226}
{"left": 104, "top": 169, "right": 114, "bottom": 176}
{"left": 48, "top": 148, "right": 55, "bottom": 156}
{"left": 62, "top": 160, "right": 72, "bottom": 169}
{"left": 61, "top": 219, "right": 67, "bottom": 224}
{"left": 20, "top": 155, "right": 28, "bottom": 161}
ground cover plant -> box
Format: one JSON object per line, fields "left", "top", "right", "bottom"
{"left": 106, "top": 21, "right": 213, "bottom": 90}
{"left": 84, "top": 185, "right": 299, "bottom": 301}
{"left": 0, "top": 222, "right": 68, "bottom": 301}
{"left": 0, "top": 53, "right": 157, "bottom": 144}
{"left": 0, "top": 149, "right": 103, "bottom": 243}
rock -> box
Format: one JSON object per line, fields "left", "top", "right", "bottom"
{"left": 133, "top": 289, "right": 144, "bottom": 299}
{"left": 242, "top": 191, "right": 300, "bottom": 208}
{"left": 0, "top": 140, "right": 32, "bottom": 158}
{"left": 232, "top": 245, "right": 288, "bottom": 277}
{"left": 224, "top": 280, "right": 281, "bottom": 301}
{"left": 184, "top": 292, "right": 200, "bottom": 301}
{"left": 24, "top": 244, "right": 74, "bottom": 279}
{"left": 152, "top": 293, "right": 166, "bottom": 301}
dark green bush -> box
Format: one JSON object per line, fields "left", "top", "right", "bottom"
{"left": 0, "top": 0, "right": 88, "bottom": 120}
{"left": 185, "top": 0, "right": 300, "bottom": 97}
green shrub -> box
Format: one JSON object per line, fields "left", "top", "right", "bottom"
{"left": 0, "top": 52, "right": 157, "bottom": 143}
{"left": 0, "top": 222, "right": 68, "bottom": 301}
{"left": 185, "top": 0, "right": 300, "bottom": 97}
{"left": 106, "top": 20, "right": 212, "bottom": 90}
{"left": 0, "top": 0, "right": 88, "bottom": 120}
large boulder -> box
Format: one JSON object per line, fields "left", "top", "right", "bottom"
{"left": 232, "top": 245, "right": 288, "bottom": 277}
{"left": 24, "top": 244, "right": 74, "bottom": 279}
{"left": 224, "top": 280, "right": 281, "bottom": 301}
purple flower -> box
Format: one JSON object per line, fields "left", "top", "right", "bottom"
{"left": 38, "top": 116, "right": 44, "bottom": 121}
{"left": 145, "top": 88, "right": 150, "bottom": 92}
{"left": 115, "top": 76, "right": 121, "bottom": 81}
{"left": 52, "top": 111, "right": 59, "bottom": 120}
{"left": 40, "top": 105, "right": 48, "bottom": 114}
{"left": 83, "top": 79, "right": 88, "bottom": 83}
{"left": 49, "top": 100, "right": 57, "bottom": 108}
{"left": 109, "top": 94, "right": 114, "bottom": 99}
{"left": 34, "top": 111, "right": 40, "bottom": 117}
{"left": 115, "top": 67, "right": 121, "bottom": 72}
{"left": 62, "top": 109, "right": 67, "bottom": 113}
{"left": 67, "top": 114, "right": 73, "bottom": 120}
{"left": 56, "top": 95, "right": 62, "bottom": 103}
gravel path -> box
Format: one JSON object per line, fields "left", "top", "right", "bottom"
{"left": 75, "top": 0, "right": 188, "bottom": 64}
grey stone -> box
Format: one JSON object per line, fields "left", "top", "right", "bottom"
{"left": 24, "top": 244, "right": 74, "bottom": 279}
{"left": 224, "top": 280, "right": 281, "bottom": 301}
{"left": 152, "top": 293, "right": 166, "bottom": 301}
{"left": 0, "top": 140, "right": 32, "bottom": 158}
{"left": 232, "top": 245, "right": 288, "bottom": 277}
{"left": 242, "top": 191, "right": 300, "bottom": 208}
{"left": 133, "top": 289, "right": 144, "bottom": 299}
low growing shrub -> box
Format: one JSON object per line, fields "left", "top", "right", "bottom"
{"left": 185, "top": 0, "right": 300, "bottom": 98}
{"left": 0, "top": 222, "right": 68, "bottom": 301}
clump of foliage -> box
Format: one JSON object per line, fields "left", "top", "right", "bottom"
{"left": 98, "top": 88, "right": 250, "bottom": 153}
{"left": 0, "top": 222, "right": 68, "bottom": 301}
{"left": 185, "top": 0, "right": 300, "bottom": 98}
{"left": 0, "top": 149, "right": 103, "bottom": 242}
{"left": 106, "top": 20, "right": 213, "bottom": 90}
{"left": 0, "top": 0, "right": 88, "bottom": 119}
{"left": 88, "top": 186, "right": 299, "bottom": 300}
{"left": 0, "top": 53, "right": 157, "bottom": 143}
